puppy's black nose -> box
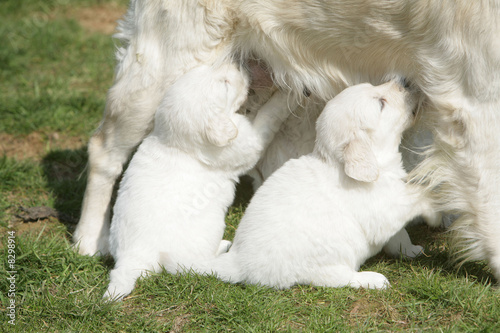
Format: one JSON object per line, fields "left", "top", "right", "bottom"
{"left": 401, "top": 77, "right": 411, "bottom": 89}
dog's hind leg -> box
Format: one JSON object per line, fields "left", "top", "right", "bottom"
{"left": 451, "top": 102, "right": 500, "bottom": 282}
{"left": 413, "top": 99, "right": 500, "bottom": 282}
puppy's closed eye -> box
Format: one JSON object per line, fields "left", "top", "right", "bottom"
{"left": 378, "top": 98, "right": 387, "bottom": 111}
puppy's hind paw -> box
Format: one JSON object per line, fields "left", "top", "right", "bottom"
{"left": 350, "top": 271, "right": 390, "bottom": 290}
{"left": 216, "top": 240, "right": 232, "bottom": 256}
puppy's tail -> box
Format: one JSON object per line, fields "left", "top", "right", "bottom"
{"left": 159, "top": 251, "right": 242, "bottom": 284}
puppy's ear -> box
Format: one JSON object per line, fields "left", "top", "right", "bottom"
{"left": 204, "top": 114, "right": 238, "bottom": 147}
{"left": 343, "top": 134, "right": 379, "bottom": 182}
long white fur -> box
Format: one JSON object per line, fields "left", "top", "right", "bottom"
{"left": 73, "top": 0, "right": 237, "bottom": 255}
{"left": 75, "top": 0, "right": 500, "bottom": 282}
{"left": 104, "top": 64, "right": 293, "bottom": 300}
{"left": 162, "top": 81, "right": 439, "bottom": 289}
{"left": 250, "top": 95, "right": 425, "bottom": 258}
{"left": 229, "top": 1, "right": 500, "bottom": 278}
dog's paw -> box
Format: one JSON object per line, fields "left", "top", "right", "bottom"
{"left": 72, "top": 222, "right": 110, "bottom": 256}
{"left": 441, "top": 213, "right": 458, "bottom": 228}
{"left": 216, "top": 240, "right": 232, "bottom": 256}
{"left": 384, "top": 243, "right": 424, "bottom": 259}
{"left": 102, "top": 290, "right": 125, "bottom": 302}
{"left": 103, "top": 284, "right": 132, "bottom": 302}
{"left": 384, "top": 228, "right": 423, "bottom": 259}
{"left": 350, "top": 271, "right": 390, "bottom": 290}
{"left": 72, "top": 236, "right": 110, "bottom": 256}
{"left": 402, "top": 244, "right": 424, "bottom": 259}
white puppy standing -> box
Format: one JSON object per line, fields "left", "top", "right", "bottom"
{"left": 104, "top": 64, "right": 294, "bottom": 300}
{"left": 165, "top": 81, "right": 439, "bottom": 289}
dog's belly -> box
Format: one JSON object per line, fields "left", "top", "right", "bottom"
{"left": 233, "top": 0, "right": 498, "bottom": 103}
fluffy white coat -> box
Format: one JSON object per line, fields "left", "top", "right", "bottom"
{"left": 74, "top": 0, "right": 500, "bottom": 283}
{"left": 249, "top": 94, "right": 427, "bottom": 258}
{"left": 163, "top": 81, "right": 439, "bottom": 289}
{"left": 104, "top": 64, "right": 293, "bottom": 299}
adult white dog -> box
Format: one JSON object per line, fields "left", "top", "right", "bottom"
{"left": 162, "top": 81, "right": 439, "bottom": 289}
{"left": 74, "top": 0, "right": 500, "bottom": 282}
{"left": 104, "top": 64, "right": 294, "bottom": 300}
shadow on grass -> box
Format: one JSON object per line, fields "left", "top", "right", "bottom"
{"left": 232, "top": 175, "right": 255, "bottom": 208}
{"left": 40, "top": 147, "right": 255, "bottom": 237}
{"left": 42, "top": 147, "right": 117, "bottom": 268}
{"left": 372, "top": 223, "right": 497, "bottom": 286}
{"left": 413, "top": 246, "right": 496, "bottom": 286}
{"left": 41, "top": 147, "right": 88, "bottom": 235}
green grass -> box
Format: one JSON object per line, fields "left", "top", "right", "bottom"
{"left": 1, "top": 1, "right": 499, "bottom": 332}
{"left": 0, "top": 0, "right": 116, "bottom": 136}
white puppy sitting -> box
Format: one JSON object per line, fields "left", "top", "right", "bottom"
{"left": 164, "top": 81, "right": 439, "bottom": 289}
{"left": 104, "top": 64, "right": 293, "bottom": 300}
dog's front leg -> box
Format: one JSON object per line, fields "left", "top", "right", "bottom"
{"left": 384, "top": 182, "right": 441, "bottom": 259}
{"left": 73, "top": 74, "right": 166, "bottom": 255}
{"left": 73, "top": 48, "right": 170, "bottom": 255}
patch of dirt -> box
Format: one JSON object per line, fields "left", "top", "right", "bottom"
{"left": 1, "top": 217, "right": 62, "bottom": 250}
{"left": 11, "top": 218, "right": 57, "bottom": 236}
{"left": 16, "top": 206, "right": 76, "bottom": 224}
{"left": 70, "top": 3, "right": 127, "bottom": 35}
{"left": 170, "top": 314, "right": 190, "bottom": 332}
{"left": 0, "top": 132, "right": 86, "bottom": 161}
{"left": 349, "top": 298, "right": 406, "bottom": 328}
{"left": 5, "top": 203, "right": 76, "bottom": 226}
